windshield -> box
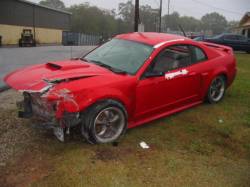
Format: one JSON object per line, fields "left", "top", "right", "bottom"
{"left": 83, "top": 39, "right": 154, "bottom": 74}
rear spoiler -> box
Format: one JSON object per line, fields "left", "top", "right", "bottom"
{"left": 201, "top": 42, "right": 233, "bottom": 53}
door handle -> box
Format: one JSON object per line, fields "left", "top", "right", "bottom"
{"left": 201, "top": 72, "right": 208, "bottom": 76}
{"left": 189, "top": 72, "right": 197, "bottom": 76}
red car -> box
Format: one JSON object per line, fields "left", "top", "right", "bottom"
{"left": 4, "top": 32, "right": 237, "bottom": 144}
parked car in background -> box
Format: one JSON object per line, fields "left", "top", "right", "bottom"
{"left": 4, "top": 32, "right": 237, "bottom": 144}
{"left": 188, "top": 34, "right": 203, "bottom": 39}
{"left": 193, "top": 35, "right": 209, "bottom": 41}
{"left": 204, "top": 33, "right": 250, "bottom": 53}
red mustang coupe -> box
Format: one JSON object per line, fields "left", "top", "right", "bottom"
{"left": 4, "top": 32, "right": 237, "bottom": 143}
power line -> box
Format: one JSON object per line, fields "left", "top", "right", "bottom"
{"left": 191, "top": 0, "right": 242, "bottom": 15}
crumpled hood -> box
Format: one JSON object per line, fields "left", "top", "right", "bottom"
{"left": 4, "top": 59, "right": 111, "bottom": 91}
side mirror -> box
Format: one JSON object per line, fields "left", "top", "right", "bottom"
{"left": 144, "top": 71, "right": 164, "bottom": 78}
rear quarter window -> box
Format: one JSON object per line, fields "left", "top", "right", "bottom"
{"left": 191, "top": 46, "right": 207, "bottom": 63}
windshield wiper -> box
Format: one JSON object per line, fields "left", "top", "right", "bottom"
{"left": 90, "top": 60, "right": 127, "bottom": 74}
{"left": 80, "top": 57, "right": 92, "bottom": 63}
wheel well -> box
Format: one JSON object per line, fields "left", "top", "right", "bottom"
{"left": 83, "top": 98, "right": 127, "bottom": 117}
{"left": 219, "top": 73, "right": 228, "bottom": 85}
{"left": 80, "top": 98, "right": 128, "bottom": 144}
{"left": 204, "top": 73, "right": 228, "bottom": 100}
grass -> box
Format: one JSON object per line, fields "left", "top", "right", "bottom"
{"left": 0, "top": 53, "right": 250, "bottom": 187}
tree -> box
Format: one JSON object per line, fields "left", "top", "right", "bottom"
{"left": 179, "top": 16, "right": 202, "bottom": 32}
{"left": 140, "top": 5, "right": 160, "bottom": 32}
{"left": 201, "top": 12, "right": 228, "bottom": 34}
{"left": 118, "top": 1, "right": 159, "bottom": 32}
{"left": 64, "top": 0, "right": 234, "bottom": 37}
{"left": 39, "top": 0, "right": 66, "bottom": 10}
{"left": 163, "top": 11, "right": 180, "bottom": 31}
{"left": 118, "top": 0, "right": 134, "bottom": 32}
{"left": 68, "top": 3, "right": 118, "bottom": 37}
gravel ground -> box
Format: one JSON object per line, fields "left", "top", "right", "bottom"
{"left": 0, "top": 90, "right": 40, "bottom": 165}
{"left": 0, "top": 90, "right": 51, "bottom": 167}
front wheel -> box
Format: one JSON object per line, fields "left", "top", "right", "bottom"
{"left": 81, "top": 100, "right": 127, "bottom": 144}
{"left": 207, "top": 76, "right": 226, "bottom": 103}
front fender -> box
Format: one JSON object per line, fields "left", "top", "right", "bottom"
{"left": 73, "top": 87, "right": 135, "bottom": 119}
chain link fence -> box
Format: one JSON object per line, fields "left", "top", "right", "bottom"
{"left": 62, "top": 31, "right": 101, "bottom": 46}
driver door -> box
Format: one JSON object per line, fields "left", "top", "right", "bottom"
{"left": 135, "top": 44, "right": 202, "bottom": 121}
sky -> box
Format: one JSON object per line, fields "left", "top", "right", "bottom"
{"left": 30, "top": 0, "right": 250, "bottom": 21}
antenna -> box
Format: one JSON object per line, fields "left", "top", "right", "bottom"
{"left": 70, "top": 46, "right": 72, "bottom": 59}
{"left": 178, "top": 25, "right": 187, "bottom": 37}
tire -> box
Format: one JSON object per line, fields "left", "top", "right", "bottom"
{"left": 207, "top": 75, "right": 226, "bottom": 104}
{"left": 81, "top": 100, "right": 127, "bottom": 144}
{"left": 19, "top": 40, "right": 22, "bottom": 47}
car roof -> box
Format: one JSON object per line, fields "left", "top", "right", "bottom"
{"left": 221, "top": 33, "right": 244, "bottom": 37}
{"left": 115, "top": 32, "right": 189, "bottom": 46}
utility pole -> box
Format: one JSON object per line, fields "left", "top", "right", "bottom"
{"left": 159, "top": 0, "right": 162, "bottom": 32}
{"left": 134, "top": 0, "right": 139, "bottom": 32}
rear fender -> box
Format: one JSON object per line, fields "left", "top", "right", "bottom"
{"left": 202, "top": 67, "right": 228, "bottom": 99}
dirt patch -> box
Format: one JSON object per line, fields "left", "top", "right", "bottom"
{"left": 92, "top": 143, "right": 157, "bottom": 163}
{"left": 92, "top": 145, "right": 135, "bottom": 162}
{"left": 0, "top": 150, "right": 54, "bottom": 187}
{"left": 93, "top": 148, "right": 119, "bottom": 162}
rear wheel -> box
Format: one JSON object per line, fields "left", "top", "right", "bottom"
{"left": 207, "top": 75, "right": 226, "bottom": 103}
{"left": 81, "top": 100, "right": 127, "bottom": 144}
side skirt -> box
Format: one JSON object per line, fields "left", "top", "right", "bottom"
{"left": 128, "top": 100, "right": 203, "bottom": 128}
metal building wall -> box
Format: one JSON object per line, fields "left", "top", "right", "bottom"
{"left": 0, "top": 0, "right": 71, "bottom": 30}
{"left": 0, "top": 0, "right": 71, "bottom": 45}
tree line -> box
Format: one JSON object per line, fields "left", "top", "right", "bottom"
{"left": 39, "top": 0, "right": 239, "bottom": 37}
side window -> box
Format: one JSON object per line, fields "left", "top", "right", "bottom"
{"left": 151, "top": 45, "right": 192, "bottom": 73}
{"left": 191, "top": 46, "right": 207, "bottom": 62}
{"left": 236, "top": 35, "right": 247, "bottom": 41}
{"left": 224, "top": 35, "right": 237, "bottom": 41}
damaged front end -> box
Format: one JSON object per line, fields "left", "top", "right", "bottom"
{"left": 3, "top": 60, "right": 107, "bottom": 142}
{"left": 17, "top": 84, "right": 81, "bottom": 142}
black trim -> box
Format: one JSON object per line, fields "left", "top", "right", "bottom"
{"left": 140, "top": 43, "right": 208, "bottom": 80}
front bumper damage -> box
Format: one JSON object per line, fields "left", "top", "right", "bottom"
{"left": 17, "top": 91, "right": 81, "bottom": 142}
